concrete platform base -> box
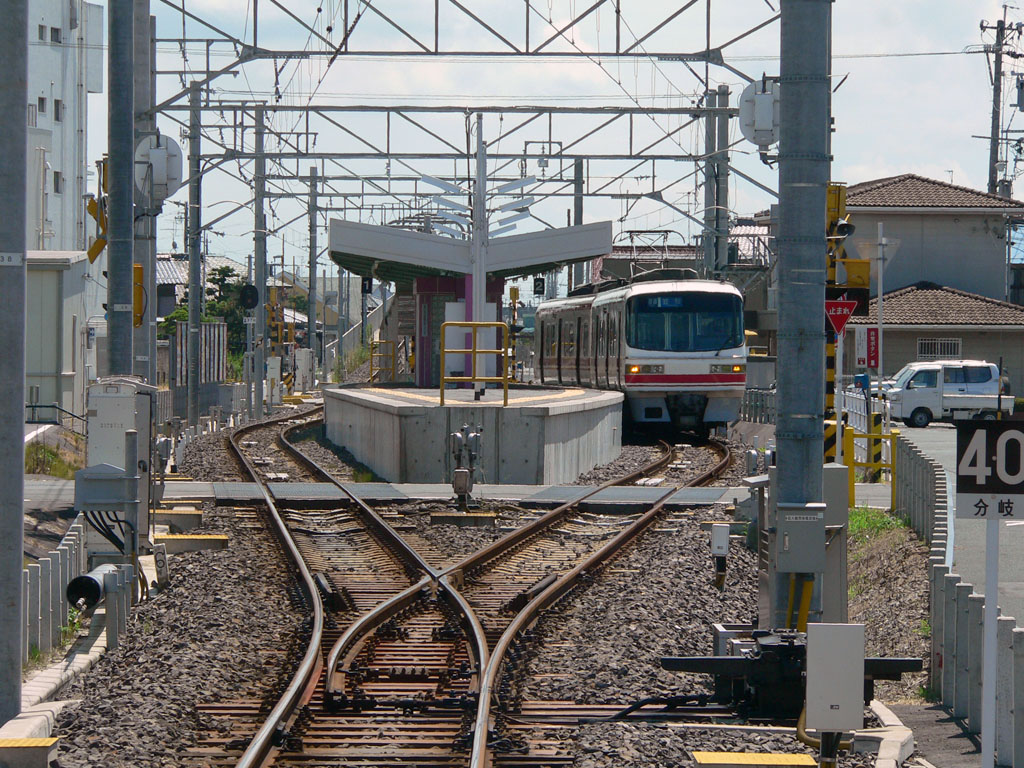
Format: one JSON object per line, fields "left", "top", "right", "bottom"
{"left": 0, "top": 737, "right": 59, "bottom": 768}
{"left": 324, "top": 384, "right": 623, "bottom": 485}
{"left": 153, "top": 507, "right": 203, "bottom": 532}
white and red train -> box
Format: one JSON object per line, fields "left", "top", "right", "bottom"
{"left": 535, "top": 271, "right": 746, "bottom": 432}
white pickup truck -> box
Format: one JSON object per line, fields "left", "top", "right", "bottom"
{"left": 884, "top": 360, "right": 1012, "bottom": 428}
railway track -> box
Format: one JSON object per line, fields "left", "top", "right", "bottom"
{"left": 190, "top": 410, "right": 731, "bottom": 767}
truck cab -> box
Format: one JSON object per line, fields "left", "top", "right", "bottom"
{"left": 886, "top": 360, "right": 1011, "bottom": 427}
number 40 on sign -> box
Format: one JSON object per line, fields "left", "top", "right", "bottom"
{"left": 956, "top": 421, "right": 1024, "bottom": 519}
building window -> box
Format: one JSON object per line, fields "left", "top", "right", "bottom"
{"left": 37, "top": 96, "right": 46, "bottom": 114}
{"left": 53, "top": 172, "right": 62, "bottom": 194}
{"left": 917, "top": 337, "right": 961, "bottom": 361}
{"left": 26, "top": 103, "right": 37, "bottom": 127}
{"left": 50, "top": 26, "right": 62, "bottom": 44}
{"left": 54, "top": 99, "right": 63, "bottom": 122}
{"left": 37, "top": 24, "right": 46, "bottom": 41}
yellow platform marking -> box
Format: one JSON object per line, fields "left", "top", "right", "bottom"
{"left": 0, "top": 738, "right": 59, "bottom": 747}
{"left": 693, "top": 753, "right": 816, "bottom": 766}
{"left": 154, "top": 534, "right": 228, "bottom": 540}
{"left": 365, "top": 387, "right": 586, "bottom": 405}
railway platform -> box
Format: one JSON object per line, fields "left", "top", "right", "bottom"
{"left": 323, "top": 383, "right": 623, "bottom": 485}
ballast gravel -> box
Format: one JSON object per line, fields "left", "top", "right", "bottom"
{"left": 52, "top": 502, "right": 306, "bottom": 768}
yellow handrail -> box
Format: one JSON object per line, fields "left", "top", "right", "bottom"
{"left": 370, "top": 339, "right": 396, "bottom": 383}
{"left": 440, "top": 321, "right": 510, "bottom": 406}
{"left": 843, "top": 423, "right": 899, "bottom": 509}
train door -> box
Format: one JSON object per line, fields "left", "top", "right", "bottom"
{"left": 574, "top": 316, "right": 582, "bottom": 385}
{"left": 537, "top": 318, "right": 544, "bottom": 382}
{"left": 609, "top": 313, "right": 620, "bottom": 389}
{"left": 597, "top": 312, "right": 607, "bottom": 388}
{"left": 580, "top": 316, "right": 591, "bottom": 387}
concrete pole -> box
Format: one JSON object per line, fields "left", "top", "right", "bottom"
{"left": 254, "top": 105, "right": 267, "bottom": 416}
{"left": 108, "top": 0, "right": 135, "bottom": 375}
{"left": 572, "top": 158, "right": 584, "bottom": 287}
{"left": 773, "top": 0, "right": 829, "bottom": 628}
{"left": 148, "top": 16, "right": 157, "bottom": 386}
{"left": 132, "top": 0, "right": 153, "bottom": 382}
{"left": 0, "top": 0, "right": 27, "bottom": 723}
{"left": 245, "top": 252, "right": 253, "bottom": 418}
{"left": 703, "top": 90, "right": 717, "bottom": 277}
{"left": 715, "top": 84, "right": 731, "bottom": 272}
{"left": 472, "top": 113, "right": 488, "bottom": 396}
{"left": 308, "top": 167, "right": 318, "bottom": 358}
{"left": 187, "top": 83, "right": 202, "bottom": 424}
{"left": 989, "top": 19, "right": 1006, "bottom": 196}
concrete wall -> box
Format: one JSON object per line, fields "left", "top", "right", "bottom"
{"left": 845, "top": 211, "right": 1008, "bottom": 301}
{"left": 324, "top": 386, "right": 623, "bottom": 484}
{"left": 843, "top": 326, "right": 1024, "bottom": 393}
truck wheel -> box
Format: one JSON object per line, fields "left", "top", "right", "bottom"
{"left": 981, "top": 412, "right": 998, "bottom": 421}
{"left": 909, "top": 408, "right": 931, "bottom": 428}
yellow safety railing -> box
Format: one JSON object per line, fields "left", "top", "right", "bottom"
{"left": 370, "top": 339, "right": 396, "bottom": 383}
{"left": 843, "top": 424, "right": 899, "bottom": 509}
{"left": 440, "top": 321, "right": 509, "bottom": 406}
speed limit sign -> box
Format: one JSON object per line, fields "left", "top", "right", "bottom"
{"left": 956, "top": 420, "right": 1024, "bottom": 519}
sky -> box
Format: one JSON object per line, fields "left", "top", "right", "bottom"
{"left": 85, "top": 0, "right": 1022, "bottom": 280}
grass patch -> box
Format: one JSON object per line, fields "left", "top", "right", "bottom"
{"left": 352, "top": 468, "right": 375, "bottom": 484}
{"left": 345, "top": 345, "right": 370, "bottom": 372}
{"left": 914, "top": 618, "right": 931, "bottom": 638}
{"left": 848, "top": 506, "right": 906, "bottom": 545}
{"left": 917, "top": 685, "right": 941, "bottom": 703}
{"left": 25, "top": 441, "right": 83, "bottom": 479}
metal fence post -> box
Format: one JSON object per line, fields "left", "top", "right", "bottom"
{"left": 969, "top": 593, "right": 985, "bottom": 732}
{"left": 46, "top": 553, "right": 61, "bottom": 649}
{"left": 104, "top": 571, "right": 120, "bottom": 650}
{"left": 38, "top": 557, "right": 51, "bottom": 654}
{"left": 997, "top": 616, "right": 1016, "bottom": 765}
{"left": 955, "top": 583, "right": 974, "bottom": 718}
{"left": 26, "top": 563, "right": 40, "bottom": 660}
{"left": 931, "top": 563, "right": 949, "bottom": 693}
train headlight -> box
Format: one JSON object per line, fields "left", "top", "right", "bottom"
{"left": 711, "top": 364, "right": 746, "bottom": 373}
{"left": 628, "top": 365, "right": 664, "bottom": 374}
{"left": 629, "top": 365, "right": 640, "bottom": 374}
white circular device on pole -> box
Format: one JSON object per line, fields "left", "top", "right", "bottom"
{"left": 134, "top": 134, "right": 184, "bottom": 204}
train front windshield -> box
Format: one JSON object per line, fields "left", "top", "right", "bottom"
{"left": 626, "top": 293, "right": 743, "bottom": 353}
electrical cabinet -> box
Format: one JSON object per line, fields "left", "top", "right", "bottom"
{"left": 774, "top": 502, "right": 826, "bottom": 573}
{"left": 806, "top": 623, "right": 865, "bottom": 732}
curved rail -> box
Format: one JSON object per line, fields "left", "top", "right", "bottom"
{"left": 467, "top": 436, "right": 731, "bottom": 767}
{"left": 227, "top": 408, "right": 327, "bottom": 768}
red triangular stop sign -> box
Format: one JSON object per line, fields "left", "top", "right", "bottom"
{"left": 825, "top": 299, "right": 858, "bottom": 336}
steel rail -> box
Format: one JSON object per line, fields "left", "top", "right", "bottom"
{"left": 227, "top": 408, "right": 327, "bottom": 768}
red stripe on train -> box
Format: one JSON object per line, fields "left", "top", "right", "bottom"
{"left": 624, "top": 373, "right": 746, "bottom": 384}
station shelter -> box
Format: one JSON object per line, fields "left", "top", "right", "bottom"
{"left": 328, "top": 218, "right": 613, "bottom": 388}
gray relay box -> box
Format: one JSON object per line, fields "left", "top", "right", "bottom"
{"left": 774, "top": 502, "right": 826, "bottom": 573}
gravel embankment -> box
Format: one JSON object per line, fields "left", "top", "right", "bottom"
{"left": 572, "top": 436, "right": 756, "bottom": 487}
{"left": 285, "top": 423, "right": 376, "bottom": 482}
{"left": 53, "top": 502, "right": 305, "bottom": 768}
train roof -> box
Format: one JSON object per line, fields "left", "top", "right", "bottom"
{"left": 536, "top": 278, "right": 742, "bottom": 314}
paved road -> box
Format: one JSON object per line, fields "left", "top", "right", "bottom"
{"left": 901, "top": 423, "right": 1024, "bottom": 623}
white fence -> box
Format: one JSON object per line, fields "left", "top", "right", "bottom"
{"left": 21, "top": 515, "right": 88, "bottom": 664}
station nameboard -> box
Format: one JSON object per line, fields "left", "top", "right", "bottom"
{"left": 956, "top": 420, "right": 1024, "bottom": 519}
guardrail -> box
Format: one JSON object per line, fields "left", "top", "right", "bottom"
{"left": 25, "top": 403, "right": 88, "bottom": 432}
{"left": 893, "top": 433, "right": 1024, "bottom": 765}
{"left": 440, "top": 322, "right": 509, "bottom": 406}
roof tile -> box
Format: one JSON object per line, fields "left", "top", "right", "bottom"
{"left": 848, "top": 282, "right": 1024, "bottom": 326}
{"left": 846, "top": 174, "right": 1024, "bottom": 209}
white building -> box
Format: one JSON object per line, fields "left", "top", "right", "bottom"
{"left": 24, "top": 0, "right": 106, "bottom": 423}
{"left": 26, "top": 0, "right": 103, "bottom": 251}
{"left": 26, "top": 251, "right": 106, "bottom": 421}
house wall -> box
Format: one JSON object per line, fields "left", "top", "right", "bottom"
{"left": 843, "top": 326, "right": 1024, "bottom": 394}
{"left": 845, "top": 211, "right": 1008, "bottom": 301}
{"left": 26, "top": 252, "right": 106, "bottom": 421}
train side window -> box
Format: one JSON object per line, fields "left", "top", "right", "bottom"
{"left": 563, "top": 320, "right": 576, "bottom": 356}
{"left": 597, "top": 315, "right": 605, "bottom": 356}
{"left": 609, "top": 316, "right": 618, "bottom": 355}
{"left": 546, "top": 322, "right": 557, "bottom": 356}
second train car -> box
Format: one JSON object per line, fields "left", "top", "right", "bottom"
{"left": 535, "top": 270, "right": 746, "bottom": 432}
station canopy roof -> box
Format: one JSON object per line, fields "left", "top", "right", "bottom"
{"left": 328, "top": 218, "right": 613, "bottom": 285}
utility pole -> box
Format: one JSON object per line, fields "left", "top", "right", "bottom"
{"left": 986, "top": 17, "right": 1007, "bottom": 196}
{"left": 0, "top": 0, "right": 27, "bottom": 724}
{"left": 572, "top": 158, "right": 584, "bottom": 286}
{"left": 133, "top": 0, "right": 154, "bottom": 383}
{"left": 774, "top": 0, "right": 830, "bottom": 623}
{"left": 308, "top": 167, "right": 318, "bottom": 361}
{"left": 187, "top": 83, "right": 202, "bottom": 425}
{"left": 716, "top": 84, "right": 731, "bottom": 271}
{"left": 254, "top": 105, "right": 267, "bottom": 416}
{"left": 245, "top": 252, "right": 254, "bottom": 419}
{"left": 703, "top": 89, "right": 717, "bottom": 276}
{"left": 108, "top": 0, "right": 135, "bottom": 375}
